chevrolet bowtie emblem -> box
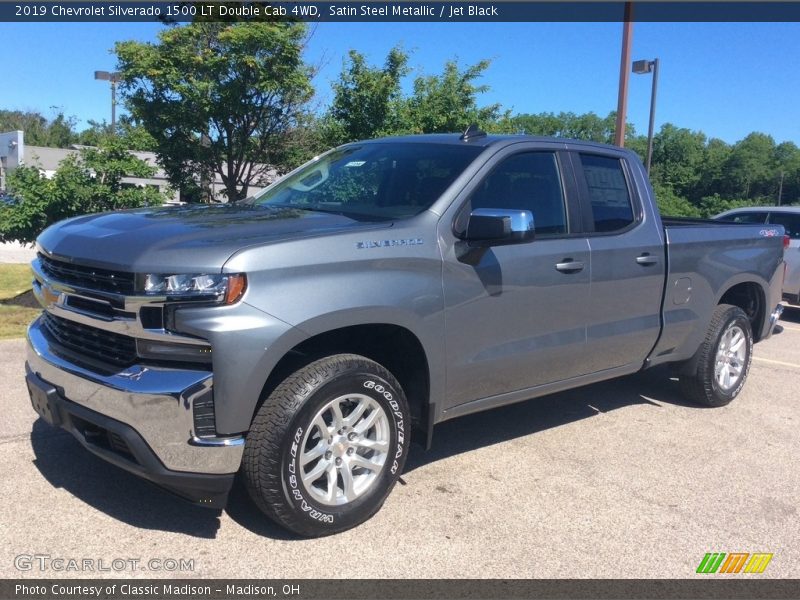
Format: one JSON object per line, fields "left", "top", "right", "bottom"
{"left": 40, "top": 284, "right": 61, "bottom": 307}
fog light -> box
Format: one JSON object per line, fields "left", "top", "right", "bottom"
{"left": 136, "top": 339, "right": 212, "bottom": 364}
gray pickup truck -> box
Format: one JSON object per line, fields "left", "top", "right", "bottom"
{"left": 25, "top": 131, "right": 785, "bottom": 537}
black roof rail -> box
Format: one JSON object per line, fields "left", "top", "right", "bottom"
{"left": 460, "top": 124, "right": 487, "bottom": 141}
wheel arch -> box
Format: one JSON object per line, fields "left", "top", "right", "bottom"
{"left": 252, "top": 320, "right": 435, "bottom": 448}
{"left": 716, "top": 279, "right": 767, "bottom": 341}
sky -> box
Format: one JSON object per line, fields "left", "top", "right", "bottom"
{"left": 2, "top": 20, "right": 799, "bottom": 145}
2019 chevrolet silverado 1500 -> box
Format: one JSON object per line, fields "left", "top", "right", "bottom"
{"left": 26, "top": 132, "right": 785, "bottom": 537}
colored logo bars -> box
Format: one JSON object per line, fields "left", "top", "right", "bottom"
{"left": 696, "top": 552, "right": 773, "bottom": 574}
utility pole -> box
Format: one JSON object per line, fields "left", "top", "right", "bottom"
{"left": 614, "top": 2, "right": 634, "bottom": 147}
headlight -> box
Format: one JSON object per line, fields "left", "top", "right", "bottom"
{"left": 142, "top": 273, "right": 247, "bottom": 305}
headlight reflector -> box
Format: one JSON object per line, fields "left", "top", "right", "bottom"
{"left": 142, "top": 273, "right": 247, "bottom": 304}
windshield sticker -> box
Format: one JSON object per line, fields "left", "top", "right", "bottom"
{"left": 344, "top": 161, "right": 366, "bottom": 167}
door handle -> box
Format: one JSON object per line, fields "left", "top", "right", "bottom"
{"left": 555, "top": 259, "right": 585, "bottom": 273}
{"left": 636, "top": 253, "right": 659, "bottom": 266}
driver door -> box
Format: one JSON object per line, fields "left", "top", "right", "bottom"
{"left": 439, "top": 148, "right": 592, "bottom": 409}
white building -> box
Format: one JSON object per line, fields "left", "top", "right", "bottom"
{"left": 0, "top": 130, "right": 276, "bottom": 203}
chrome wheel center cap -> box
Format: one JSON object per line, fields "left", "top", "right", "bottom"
{"left": 332, "top": 437, "right": 347, "bottom": 455}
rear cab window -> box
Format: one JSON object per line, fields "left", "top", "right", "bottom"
{"left": 575, "top": 154, "right": 636, "bottom": 233}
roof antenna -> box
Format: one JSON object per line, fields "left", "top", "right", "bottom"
{"left": 460, "top": 124, "right": 487, "bottom": 141}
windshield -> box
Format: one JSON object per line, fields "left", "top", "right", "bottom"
{"left": 250, "top": 142, "right": 483, "bottom": 221}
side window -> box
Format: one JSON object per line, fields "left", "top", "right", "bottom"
{"left": 578, "top": 154, "right": 635, "bottom": 233}
{"left": 467, "top": 152, "right": 567, "bottom": 235}
{"left": 769, "top": 213, "right": 800, "bottom": 239}
{"left": 728, "top": 212, "right": 768, "bottom": 224}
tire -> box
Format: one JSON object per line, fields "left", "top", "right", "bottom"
{"left": 243, "top": 354, "right": 411, "bottom": 537}
{"left": 679, "top": 303, "right": 753, "bottom": 407}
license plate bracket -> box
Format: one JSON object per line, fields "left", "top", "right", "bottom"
{"left": 26, "top": 372, "right": 62, "bottom": 427}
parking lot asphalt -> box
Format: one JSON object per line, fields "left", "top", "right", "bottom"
{"left": 1, "top": 309, "right": 799, "bottom": 579}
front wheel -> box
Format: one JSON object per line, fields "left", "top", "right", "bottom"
{"left": 679, "top": 303, "right": 753, "bottom": 407}
{"left": 243, "top": 354, "right": 410, "bottom": 537}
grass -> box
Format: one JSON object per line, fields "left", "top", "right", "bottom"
{"left": 0, "top": 305, "right": 40, "bottom": 340}
{"left": 0, "top": 263, "right": 39, "bottom": 340}
{"left": 0, "top": 263, "right": 33, "bottom": 301}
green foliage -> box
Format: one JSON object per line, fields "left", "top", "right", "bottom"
{"left": 0, "top": 110, "right": 78, "bottom": 147}
{"left": 403, "top": 59, "right": 502, "bottom": 134}
{"left": 326, "top": 51, "right": 502, "bottom": 142}
{"left": 722, "top": 132, "right": 777, "bottom": 198}
{"left": 697, "top": 195, "right": 753, "bottom": 218}
{"left": 115, "top": 22, "right": 313, "bottom": 201}
{"left": 498, "top": 111, "right": 622, "bottom": 144}
{"left": 328, "top": 47, "right": 409, "bottom": 144}
{"left": 0, "top": 139, "right": 167, "bottom": 244}
{"left": 652, "top": 182, "right": 701, "bottom": 218}
{"left": 649, "top": 124, "right": 706, "bottom": 197}
{"left": 77, "top": 117, "right": 157, "bottom": 152}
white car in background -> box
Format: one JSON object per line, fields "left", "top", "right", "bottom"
{"left": 715, "top": 206, "right": 800, "bottom": 305}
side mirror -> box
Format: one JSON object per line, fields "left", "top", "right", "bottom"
{"left": 464, "top": 208, "right": 535, "bottom": 246}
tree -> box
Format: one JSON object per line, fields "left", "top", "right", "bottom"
{"left": 693, "top": 137, "right": 732, "bottom": 202}
{"left": 0, "top": 110, "right": 78, "bottom": 147}
{"left": 495, "top": 111, "right": 633, "bottom": 145}
{"left": 78, "top": 116, "right": 157, "bottom": 152}
{"left": 773, "top": 141, "right": 800, "bottom": 205}
{"left": 328, "top": 47, "right": 409, "bottom": 144}
{"left": 649, "top": 124, "right": 707, "bottom": 198}
{"left": 116, "top": 22, "right": 313, "bottom": 201}
{"left": 404, "top": 59, "right": 502, "bottom": 133}
{"left": 723, "top": 132, "right": 776, "bottom": 200}
{"left": 0, "top": 138, "right": 168, "bottom": 244}
{"left": 697, "top": 194, "right": 752, "bottom": 217}
{"left": 651, "top": 182, "right": 700, "bottom": 217}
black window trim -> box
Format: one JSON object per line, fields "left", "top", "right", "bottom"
{"left": 569, "top": 150, "right": 643, "bottom": 237}
{"left": 451, "top": 148, "right": 582, "bottom": 241}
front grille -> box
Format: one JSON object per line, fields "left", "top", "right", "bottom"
{"left": 38, "top": 253, "right": 135, "bottom": 295}
{"left": 41, "top": 312, "right": 137, "bottom": 367}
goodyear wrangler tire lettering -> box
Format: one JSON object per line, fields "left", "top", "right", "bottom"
{"left": 243, "top": 354, "right": 411, "bottom": 537}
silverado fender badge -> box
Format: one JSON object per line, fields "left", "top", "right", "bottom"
{"left": 356, "top": 238, "right": 424, "bottom": 249}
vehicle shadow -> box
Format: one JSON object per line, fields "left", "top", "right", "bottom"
{"left": 29, "top": 365, "right": 696, "bottom": 540}
{"left": 404, "top": 365, "right": 694, "bottom": 473}
{"left": 30, "top": 421, "right": 223, "bottom": 539}
{"left": 224, "top": 478, "right": 305, "bottom": 541}
{"left": 227, "top": 365, "right": 698, "bottom": 538}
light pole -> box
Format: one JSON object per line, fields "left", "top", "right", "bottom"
{"left": 94, "top": 70, "right": 121, "bottom": 132}
{"left": 633, "top": 58, "right": 660, "bottom": 174}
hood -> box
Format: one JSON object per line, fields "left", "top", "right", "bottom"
{"left": 37, "top": 204, "right": 389, "bottom": 273}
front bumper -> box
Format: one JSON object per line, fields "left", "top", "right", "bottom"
{"left": 26, "top": 316, "right": 244, "bottom": 508}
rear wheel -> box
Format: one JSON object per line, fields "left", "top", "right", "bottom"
{"left": 679, "top": 304, "right": 753, "bottom": 407}
{"left": 243, "top": 354, "right": 410, "bottom": 537}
